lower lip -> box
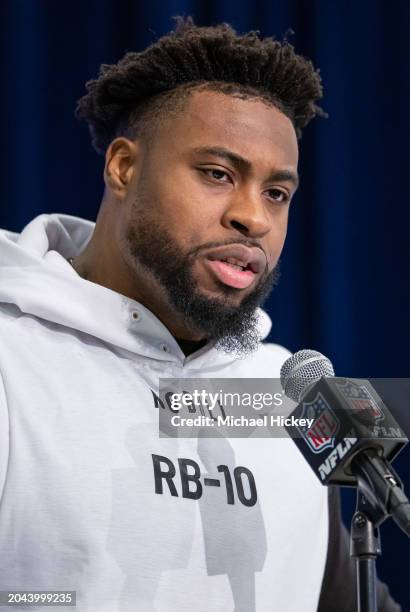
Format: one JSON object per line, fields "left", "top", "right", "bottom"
{"left": 204, "top": 259, "right": 257, "bottom": 289}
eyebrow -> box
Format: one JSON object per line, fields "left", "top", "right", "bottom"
{"left": 192, "top": 146, "right": 299, "bottom": 189}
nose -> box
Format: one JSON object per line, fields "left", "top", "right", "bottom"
{"left": 221, "top": 187, "right": 271, "bottom": 238}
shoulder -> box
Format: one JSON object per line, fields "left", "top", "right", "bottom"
{"left": 0, "top": 366, "right": 9, "bottom": 503}
{"left": 218, "top": 339, "right": 292, "bottom": 379}
{"left": 259, "top": 340, "right": 292, "bottom": 362}
{"left": 248, "top": 340, "right": 292, "bottom": 377}
{"left": 0, "top": 303, "right": 28, "bottom": 347}
{"left": 0, "top": 305, "right": 18, "bottom": 499}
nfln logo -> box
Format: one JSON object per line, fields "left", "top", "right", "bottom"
{"left": 335, "top": 380, "right": 384, "bottom": 423}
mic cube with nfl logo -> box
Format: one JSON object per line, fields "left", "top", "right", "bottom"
{"left": 285, "top": 377, "right": 408, "bottom": 486}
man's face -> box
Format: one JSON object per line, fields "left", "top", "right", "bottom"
{"left": 121, "top": 89, "right": 299, "bottom": 354}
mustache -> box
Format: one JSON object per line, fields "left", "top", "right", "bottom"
{"left": 187, "top": 238, "right": 264, "bottom": 257}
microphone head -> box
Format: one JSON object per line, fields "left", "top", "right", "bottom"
{"left": 280, "top": 349, "right": 335, "bottom": 403}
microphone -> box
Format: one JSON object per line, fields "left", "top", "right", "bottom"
{"left": 280, "top": 350, "right": 410, "bottom": 536}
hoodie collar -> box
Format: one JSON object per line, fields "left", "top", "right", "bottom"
{"left": 0, "top": 214, "right": 273, "bottom": 367}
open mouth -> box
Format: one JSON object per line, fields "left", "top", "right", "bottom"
{"left": 219, "top": 257, "right": 255, "bottom": 272}
{"left": 201, "top": 243, "right": 266, "bottom": 290}
{"left": 204, "top": 258, "right": 258, "bottom": 289}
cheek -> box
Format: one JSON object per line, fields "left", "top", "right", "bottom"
{"left": 140, "top": 159, "right": 233, "bottom": 234}
{"left": 152, "top": 181, "right": 223, "bottom": 240}
{"left": 266, "top": 211, "right": 289, "bottom": 265}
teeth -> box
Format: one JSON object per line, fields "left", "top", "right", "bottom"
{"left": 224, "top": 257, "right": 246, "bottom": 270}
{"left": 225, "top": 262, "right": 244, "bottom": 270}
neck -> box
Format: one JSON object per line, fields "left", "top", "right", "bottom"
{"left": 175, "top": 336, "right": 208, "bottom": 356}
{"left": 69, "top": 216, "right": 206, "bottom": 342}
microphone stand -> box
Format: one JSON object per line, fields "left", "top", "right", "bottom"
{"left": 350, "top": 490, "right": 384, "bottom": 612}
{"left": 350, "top": 451, "right": 407, "bottom": 612}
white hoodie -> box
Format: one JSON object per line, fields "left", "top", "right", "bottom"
{"left": 0, "top": 214, "right": 328, "bottom": 611}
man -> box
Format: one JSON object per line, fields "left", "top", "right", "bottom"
{"left": 0, "top": 18, "right": 401, "bottom": 611}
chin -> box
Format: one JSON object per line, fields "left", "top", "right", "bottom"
{"left": 196, "top": 284, "right": 248, "bottom": 304}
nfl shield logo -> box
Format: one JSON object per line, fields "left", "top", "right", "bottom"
{"left": 298, "top": 393, "right": 340, "bottom": 453}
{"left": 335, "top": 380, "right": 384, "bottom": 423}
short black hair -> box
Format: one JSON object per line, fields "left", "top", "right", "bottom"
{"left": 76, "top": 17, "right": 325, "bottom": 155}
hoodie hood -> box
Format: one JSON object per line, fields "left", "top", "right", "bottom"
{"left": 0, "top": 214, "right": 273, "bottom": 367}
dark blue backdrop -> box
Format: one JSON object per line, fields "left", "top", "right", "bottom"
{"left": 1, "top": 1, "right": 409, "bottom": 606}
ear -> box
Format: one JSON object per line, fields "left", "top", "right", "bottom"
{"left": 104, "top": 137, "right": 140, "bottom": 198}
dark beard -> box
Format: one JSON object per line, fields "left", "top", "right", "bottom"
{"left": 125, "top": 215, "right": 279, "bottom": 356}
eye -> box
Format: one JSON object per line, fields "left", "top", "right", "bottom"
{"left": 200, "top": 167, "right": 232, "bottom": 183}
{"left": 265, "top": 188, "right": 290, "bottom": 204}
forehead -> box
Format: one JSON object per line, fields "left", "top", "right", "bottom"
{"left": 151, "top": 89, "right": 299, "bottom": 169}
